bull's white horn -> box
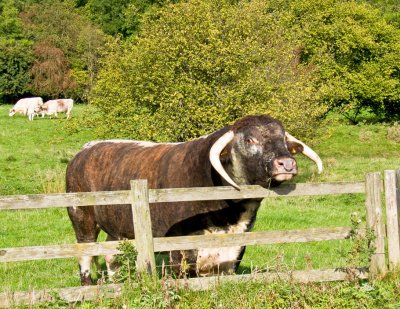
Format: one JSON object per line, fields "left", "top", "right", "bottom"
{"left": 285, "top": 132, "right": 323, "bottom": 174}
{"left": 209, "top": 130, "right": 240, "bottom": 190}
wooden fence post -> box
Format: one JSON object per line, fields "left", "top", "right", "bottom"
{"left": 130, "top": 179, "right": 156, "bottom": 275}
{"left": 397, "top": 170, "right": 400, "bottom": 220}
{"left": 365, "top": 172, "right": 386, "bottom": 278}
{"left": 384, "top": 170, "right": 400, "bottom": 270}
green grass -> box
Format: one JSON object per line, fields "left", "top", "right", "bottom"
{"left": 0, "top": 104, "right": 95, "bottom": 195}
{"left": 239, "top": 194, "right": 365, "bottom": 272}
{"left": 171, "top": 274, "right": 400, "bottom": 308}
{"left": 0, "top": 104, "right": 96, "bottom": 290}
{"left": 0, "top": 104, "right": 400, "bottom": 306}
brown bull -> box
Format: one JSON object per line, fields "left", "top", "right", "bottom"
{"left": 66, "top": 115, "right": 322, "bottom": 285}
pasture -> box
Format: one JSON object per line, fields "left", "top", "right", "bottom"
{"left": 0, "top": 104, "right": 400, "bottom": 306}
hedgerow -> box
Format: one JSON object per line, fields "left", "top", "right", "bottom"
{"left": 89, "top": 0, "right": 328, "bottom": 141}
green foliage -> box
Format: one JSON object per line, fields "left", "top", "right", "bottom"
{"left": 21, "top": 0, "right": 108, "bottom": 100}
{"left": 113, "top": 240, "right": 138, "bottom": 283}
{"left": 268, "top": 0, "right": 400, "bottom": 122}
{"left": 387, "top": 123, "right": 400, "bottom": 142}
{"left": 0, "top": 38, "right": 33, "bottom": 100}
{"left": 90, "top": 0, "right": 328, "bottom": 142}
{"left": 363, "top": 0, "right": 400, "bottom": 27}
{"left": 347, "top": 212, "right": 375, "bottom": 268}
{"left": 0, "top": 0, "right": 24, "bottom": 39}
{"left": 0, "top": 0, "right": 34, "bottom": 101}
{"left": 83, "top": 0, "right": 132, "bottom": 36}
{"left": 82, "top": 0, "right": 170, "bottom": 36}
{"left": 111, "top": 241, "right": 181, "bottom": 308}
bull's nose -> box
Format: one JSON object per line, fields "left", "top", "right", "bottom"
{"left": 272, "top": 157, "right": 297, "bottom": 174}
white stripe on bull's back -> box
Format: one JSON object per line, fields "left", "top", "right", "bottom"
{"left": 81, "top": 133, "right": 216, "bottom": 150}
{"left": 82, "top": 140, "right": 140, "bottom": 149}
{"left": 82, "top": 139, "right": 183, "bottom": 149}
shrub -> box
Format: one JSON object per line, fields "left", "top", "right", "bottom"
{"left": 267, "top": 0, "right": 400, "bottom": 122}
{"left": 89, "top": 0, "right": 328, "bottom": 142}
{"left": 387, "top": 124, "right": 400, "bottom": 143}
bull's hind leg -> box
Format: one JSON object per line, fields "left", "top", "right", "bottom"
{"left": 105, "top": 235, "right": 118, "bottom": 281}
{"left": 67, "top": 206, "right": 100, "bottom": 285}
{"left": 104, "top": 235, "right": 122, "bottom": 282}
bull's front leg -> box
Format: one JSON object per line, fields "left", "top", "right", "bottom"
{"left": 79, "top": 256, "right": 93, "bottom": 285}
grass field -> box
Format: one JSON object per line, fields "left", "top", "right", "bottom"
{"left": 0, "top": 104, "right": 399, "bottom": 306}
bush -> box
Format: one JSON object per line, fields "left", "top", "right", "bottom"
{"left": 89, "top": 0, "right": 328, "bottom": 142}
{"left": 21, "top": 0, "right": 107, "bottom": 101}
{"left": 387, "top": 124, "right": 400, "bottom": 143}
{"left": 0, "top": 38, "right": 33, "bottom": 101}
{"left": 267, "top": 0, "right": 400, "bottom": 122}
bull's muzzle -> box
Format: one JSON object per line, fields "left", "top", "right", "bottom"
{"left": 271, "top": 157, "right": 297, "bottom": 181}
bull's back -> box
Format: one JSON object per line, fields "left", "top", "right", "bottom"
{"left": 66, "top": 140, "right": 193, "bottom": 238}
{"left": 14, "top": 97, "right": 41, "bottom": 110}
{"left": 66, "top": 139, "right": 214, "bottom": 192}
{"left": 67, "top": 141, "right": 176, "bottom": 192}
{"left": 55, "top": 99, "right": 72, "bottom": 112}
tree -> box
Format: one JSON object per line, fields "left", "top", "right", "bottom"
{"left": 0, "top": 0, "right": 34, "bottom": 102}
{"left": 0, "top": 0, "right": 24, "bottom": 39}
{"left": 81, "top": 0, "right": 170, "bottom": 37}
{"left": 363, "top": 0, "right": 400, "bottom": 28}
{"left": 268, "top": 0, "right": 400, "bottom": 122}
{"left": 21, "top": 0, "right": 107, "bottom": 100}
{"left": 89, "top": 0, "right": 328, "bottom": 141}
{"left": 29, "top": 42, "right": 75, "bottom": 97}
{"left": 0, "top": 38, "right": 33, "bottom": 101}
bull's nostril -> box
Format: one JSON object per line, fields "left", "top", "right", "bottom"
{"left": 274, "top": 157, "right": 296, "bottom": 172}
{"left": 284, "top": 159, "right": 295, "bottom": 171}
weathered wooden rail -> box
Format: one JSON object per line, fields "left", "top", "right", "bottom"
{"left": 0, "top": 171, "right": 399, "bottom": 307}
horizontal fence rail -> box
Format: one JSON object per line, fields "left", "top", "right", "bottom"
{"left": 0, "top": 182, "right": 366, "bottom": 210}
{"left": 2, "top": 170, "right": 399, "bottom": 308}
{"left": 0, "top": 226, "right": 356, "bottom": 262}
{"left": 0, "top": 268, "right": 369, "bottom": 308}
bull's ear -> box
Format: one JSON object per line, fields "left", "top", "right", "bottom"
{"left": 286, "top": 141, "right": 304, "bottom": 155}
{"left": 285, "top": 132, "right": 323, "bottom": 173}
{"left": 219, "top": 144, "right": 231, "bottom": 163}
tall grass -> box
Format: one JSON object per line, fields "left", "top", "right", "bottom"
{"left": 0, "top": 104, "right": 399, "bottom": 304}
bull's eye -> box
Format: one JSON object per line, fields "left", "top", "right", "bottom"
{"left": 245, "top": 137, "right": 259, "bottom": 145}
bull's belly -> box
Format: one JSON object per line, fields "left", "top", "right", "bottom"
{"left": 173, "top": 201, "right": 259, "bottom": 276}
{"left": 196, "top": 244, "right": 243, "bottom": 276}
{"left": 94, "top": 204, "right": 135, "bottom": 240}
{"left": 173, "top": 228, "right": 244, "bottom": 276}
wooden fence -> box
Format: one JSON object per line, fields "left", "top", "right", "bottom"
{"left": 0, "top": 170, "right": 399, "bottom": 307}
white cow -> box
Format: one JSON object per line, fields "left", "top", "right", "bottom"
{"left": 9, "top": 97, "right": 44, "bottom": 121}
{"left": 39, "top": 99, "right": 74, "bottom": 119}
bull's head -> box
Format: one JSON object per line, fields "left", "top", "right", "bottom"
{"left": 209, "top": 115, "right": 322, "bottom": 190}
{"left": 9, "top": 109, "right": 16, "bottom": 116}
{"left": 37, "top": 105, "right": 47, "bottom": 112}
